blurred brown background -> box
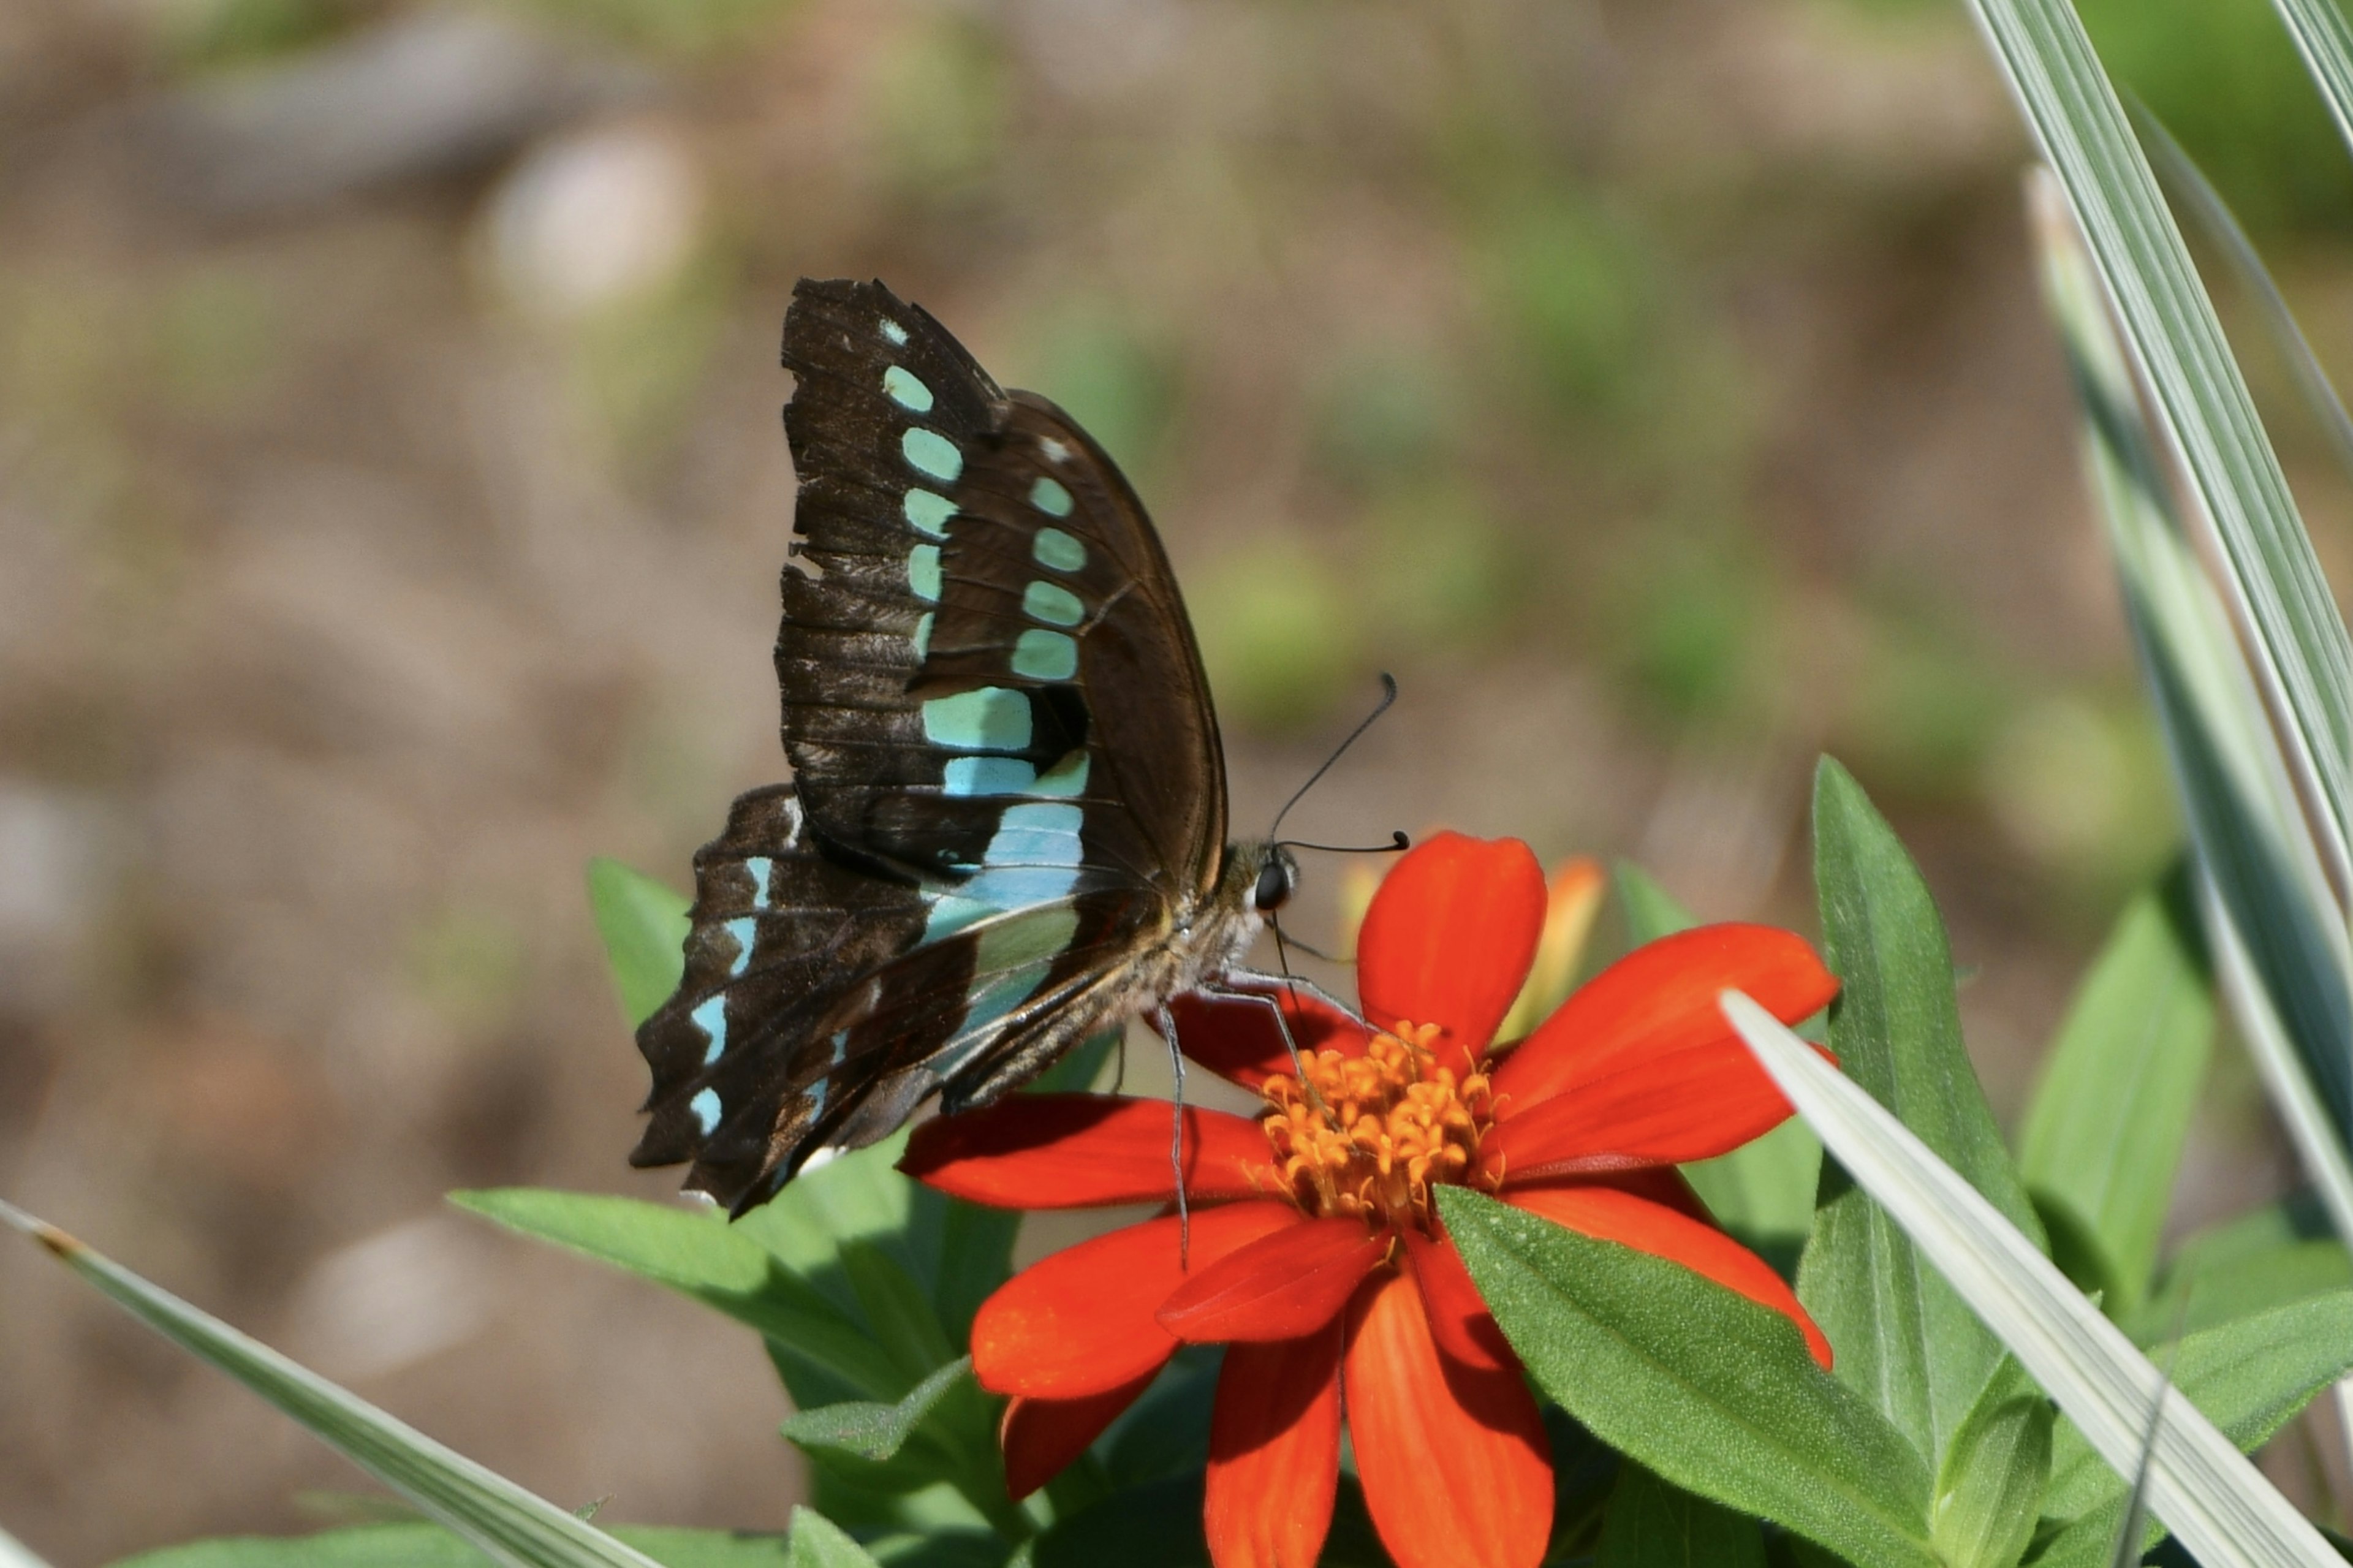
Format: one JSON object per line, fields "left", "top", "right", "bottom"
{"left": 4, "top": 0, "right": 2350, "bottom": 1559}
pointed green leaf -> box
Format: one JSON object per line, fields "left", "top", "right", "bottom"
{"left": 1439, "top": 1186, "right": 1938, "bottom": 1568}
{"left": 1594, "top": 1464, "right": 1765, "bottom": 1567}
{"left": 782, "top": 1511, "right": 883, "bottom": 1568}
{"left": 1931, "top": 1362, "right": 2052, "bottom": 1568}
{"left": 450, "top": 1189, "right": 902, "bottom": 1403}
{"left": 2017, "top": 866, "right": 2213, "bottom": 1313}
{"left": 1726, "top": 996, "right": 2343, "bottom": 1568}
{"left": 586, "top": 859, "right": 690, "bottom": 1029}
{"left": 0, "top": 1202, "right": 665, "bottom": 1568}
{"left": 1801, "top": 759, "right": 2044, "bottom": 1470}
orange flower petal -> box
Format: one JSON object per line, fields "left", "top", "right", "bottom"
{"left": 1493, "top": 923, "right": 1836, "bottom": 1121}
{"left": 1400, "top": 1228, "right": 1514, "bottom": 1374}
{"left": 1000, "top": 1370, "right": 1158, "bottom": 1499}
{"left": 1344, "top": 1273, "right": 1552, "bottom": 1568}
{"left": 1510, "top": 1165, "right": 1713, "bottom": 1225}
{"left": 972, "top": 1203, "right": 1305, "bottom": 1399}
{"left": 1358, "top": 832, "right": 1547, "bottom": 1075}
{"left": 1506, "top": 1184, "right": 1832, "bottom": 1369}
{"left": 901, "top": 1094, "right": 1280, "bottom": 1208}
{"left": 1159, "top": 984, "right": 1373, "bottom": 1090}
{"left": 1480, "top": 1030, "right": 1835, "bottom": 1178}
{"left": 1205, "top": 1326, "right": 1344, "bottom": 1568}
{"left": 1158, "top": 1218, "right": 1389, "bottom": 1343}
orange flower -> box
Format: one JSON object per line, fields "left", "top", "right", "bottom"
{"left": 901, "top": 832, "right": 1837, "bottom": 1568}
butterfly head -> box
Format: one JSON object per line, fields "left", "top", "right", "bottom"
{"left": 1252, "top": 844, "right": 1301, "bottom": 913}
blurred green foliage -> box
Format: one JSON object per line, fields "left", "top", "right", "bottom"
{"left": 1013, "top": 303, "right": 1180, "bottom": 483}
{"left": 870, "top": 16, "right": 1009, "bottom": 199}
{"left": 1191, "top": 535, "right": 1362, "bottom": 733}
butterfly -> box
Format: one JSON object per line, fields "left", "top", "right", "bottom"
{"left": 629, "top": 278, "right": 1311, "bottom": 1215}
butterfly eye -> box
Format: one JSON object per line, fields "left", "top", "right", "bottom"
{"left": 1253, "top": 857, "right": 1294, "bottom": 912}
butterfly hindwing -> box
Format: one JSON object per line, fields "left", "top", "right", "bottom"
{"left": 632, "top": 279, "right": 1237, "bottom": 1212}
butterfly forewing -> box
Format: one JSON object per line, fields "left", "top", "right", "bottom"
{"left": 632, "top": 278, "right": 1233, "bottom": 1212}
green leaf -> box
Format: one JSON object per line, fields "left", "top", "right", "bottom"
{"left": 1724, "top": 996, "right": 2343, "bottom": 1568}
{"left": 1616, "top": 862, "right": 1822, "bottom": 1259}
{"left": 2044, "top": 1291, "right": 2353, "bottom": 1523}
{"left": 2017, "top": 865, "right": 2214, "bottom": 1314}
{"left": 2266, "top": 0, "right": 2353, "bottom": 298}
{"left": 1931, "top": 1363, "right": 2053, "bottom": 1568}
{"left": 113, "top": 1527, "right": 800, "bottom": 1568}
{"left": 781, "top": 1358, "right": 974, "bottom": 1465}
{"left": 0, "top": 1202, "right": 667, "bottom": 1568}
{"left": 450, "top": 1189, "right": 903, "bottom": 1403}
{"left": 585, "top": 859, "right": 690, "bottom": 1029}
{"left": 1802, "top": 759, "right": 2045, "bottom": 1471}
{"left": 1594, "top": 1463, "right": 1766, "bottom": 1567}
{"left": 1439, "top": 1186, "right": 1938, "bottom": 1568}
{"left": 2128, "top": 1199, "right": 2352, "bottom": 1341}
{"left": 782, "top": 1510, "right": 884, "bottom": 1568}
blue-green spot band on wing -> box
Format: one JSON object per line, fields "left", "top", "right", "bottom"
{"left": 879, "top": 317, "right": 909, "bottom": 346}
{"left": 904, "top": 488, "right": 957, "bottom": 537}
{"left": 1029, "top": 477, "right": 1074, "bottom": 517}
{"left": 691, "top": 1086, "right": 721, "bottom": 1133}
{"left": 912, "top": 611, "right": 934, "bottom": 661}
{"left": 908, "top": 543, "right": 942, "bottom": 602}
{"left": 1012, "top": 627, "right": 1078, "bottom": 680}
{"left": 724, "top": 917, "right": 756, "bottom": 976}
{"left": 882, "top": 365, "right": 934, "bottom": 413}
{"left": 922, "top": 687, "right": 1033, "bottom": 751}
{"left": 1033, "top": 528, "right": 1086, "bottom": 572}
{"left": 744, "top": 857, "right": 773, "bottom": 909}
{"left": 940, "top": 750, "right": 1089, "bottom": 797}
{"left": 903, "top": 428, "right": 963, "bottom": 483}
{"left": 944, "top": 756, "right": 1039, "bottom": 795}
{"left": 1023, "top": 580, "right": 1084, "bottom": 626}
{"left": 692, "top": 994, "right": 727, "bottom": 1064}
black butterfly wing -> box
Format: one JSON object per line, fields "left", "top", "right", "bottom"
{"left": 631, "top": 278, "right": 1229, "bottom": 1212}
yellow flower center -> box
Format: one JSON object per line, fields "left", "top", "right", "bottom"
{"left": 1259, "top": 1020, "right": 1501, "bottom": 1235}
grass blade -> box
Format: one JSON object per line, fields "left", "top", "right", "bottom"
{"left": 2028, "top": 169, "right": 2353, "bottom": 1244}
{"left": 0, "top": 1526, "right": 51, "bottom": 1568}
{"left": 0, "top": 1202, "right": 664, "bottom": 1568}
{"left": 1962, "top": 0, "right": 2353, "bottom": 875}
{"left": 1723, "top": 993, "right": 2341, "bottom": 1568}
{"left": 2270, "top": 0, "right": 2353, "bottom": 173}
{"left": 2132, "top": 104, "right": 2353, "bottom": 493}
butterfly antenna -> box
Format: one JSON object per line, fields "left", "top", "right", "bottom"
{"left": 1268, "top": 673, "right": 1400, "bottom": 842}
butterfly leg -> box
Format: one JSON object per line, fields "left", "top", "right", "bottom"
{"left": 1195, "top": 982, "right": 1312, "bottom": 1081}
{"left": 1156, "top": 1002, "right": 1190, "bottom": 1268}
{"left": 1218, "top": 968, "right": 1374, "bottom": 1031}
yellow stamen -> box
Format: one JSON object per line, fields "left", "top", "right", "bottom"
{"left": 1258, "top": 1020, "right": 1499, "bottom": 1236}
